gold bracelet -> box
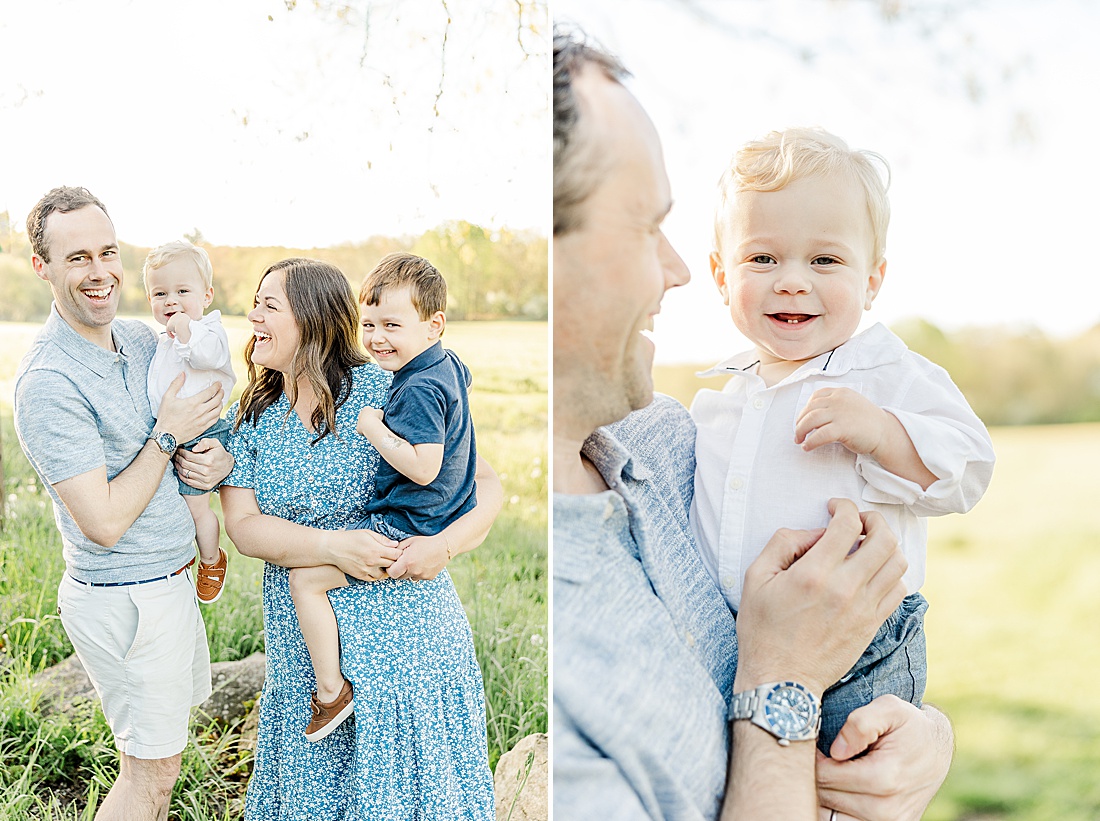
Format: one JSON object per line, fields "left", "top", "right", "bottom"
{"left": 445, "top": 538, "right": 454, "bottom": 562}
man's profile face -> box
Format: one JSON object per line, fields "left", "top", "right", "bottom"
{"left": 32, "top": 205, "right": 123, "bottom": 339}
{"left": 553, "top": 67, "right": 688, "bottom": 427}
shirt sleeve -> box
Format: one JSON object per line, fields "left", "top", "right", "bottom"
{"left": 222, "top": 402, "right": 256, "bottom": 489}
{"left": 384, "top": 383, "right": 446, "bottom": 446}
{"left": 856, "top": 365, "right": 995, "bottom": 515}
{"left": 552, "top": 706, "right": 656, "bottom": 821}
{"left": 14, "top": 368, "right": 107, "bottom": 485}
{"left": 175, "top": 315, "right": 232, "bottom": 372}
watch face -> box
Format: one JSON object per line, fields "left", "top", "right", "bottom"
{"left": 763, "top": 682, "right": 818, "bottom": 738}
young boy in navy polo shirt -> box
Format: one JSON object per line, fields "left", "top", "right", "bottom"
{"left": 289, "top": 252, "right": 478, "bottom": 741}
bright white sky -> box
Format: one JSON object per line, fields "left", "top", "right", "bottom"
{"left": 555, "top": 0, "right": 1100, "bottom": 363}
{"left": 0, "top": 0, "right": 548, "bottom": 249}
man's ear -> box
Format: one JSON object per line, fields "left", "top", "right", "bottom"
{"left": 429, "top": 311, "right": 446, "bottom": 339}
{"left": 710, "top": 252, "right": 730, "bottom": 305}
{"left": 865, "top": 258, "right": 887, "bottom": 310}
{"left": 31, "top": 254, "right": 49, "bottom": 282}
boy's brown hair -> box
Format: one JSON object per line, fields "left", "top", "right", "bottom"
{"left": 360, "top": 252, "right": 447, "bottom": 320}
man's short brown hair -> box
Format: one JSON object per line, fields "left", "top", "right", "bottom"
{"left": 360, "top": 252, "right": 447, "bottom": 319}
{"left": 26, "top": 186, "right": 110, "bottom": 263}
{"left": 553, "top": 28, "right": 629, "bottom": 236}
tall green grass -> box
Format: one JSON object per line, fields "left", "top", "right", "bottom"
{"left": 0, "top": 321, "right": 547, "bottom": 820}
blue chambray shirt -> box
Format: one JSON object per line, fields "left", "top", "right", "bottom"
{"left": 553, "top": 395, "right": 739, "bottom": 820}
{"left": 14, "top": 305, "right": 195, "bottom": 583}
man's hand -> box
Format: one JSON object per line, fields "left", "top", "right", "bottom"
{"left": 174, "top": 437, "right": 234, "bottom": 491}
{"left": 817, "top": 696, "right": 953, "bottom": 821}
{"left": 156, "top": 374, "right": 223, "bottom": 444}
{"left": 795, "top": 387, "right": 889, "bottom": 457}
{"left": 734, "top": 499, "right": 908, "bottom": 697}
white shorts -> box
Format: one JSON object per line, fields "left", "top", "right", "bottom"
{"left": 57, "top": 568, "right": 212, "bottom": 759}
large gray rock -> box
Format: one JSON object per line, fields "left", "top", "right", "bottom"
{"left": 31, "top": 652, "right": 97, "bottom": 705}
{"left": 494, "top": 732, "right": 548, "bottom": 821}
{"left": 195, "top": 652, "right": 267, "bottom": 727}
{"left": 32, "top": 651, "right": 266, "bottom": 727}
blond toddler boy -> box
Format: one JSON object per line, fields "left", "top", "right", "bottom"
{"left": 288, "top": 252, "right": 478, "bottom": 742}
{"left": 145, "top": 240, "right": 236, "bottom": 604}
{"left": 690, "top": 127, "right": 996, "bottom": 752}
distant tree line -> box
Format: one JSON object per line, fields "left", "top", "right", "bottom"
{"left": 0, "top": 213, "right": 547, "bottom": 323}
{"left": 894, "top": 318, "right": 1100, "bottom": 426}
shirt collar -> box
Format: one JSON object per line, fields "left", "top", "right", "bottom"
{"left": 43, "top": 303, "right": 127, "bottom": 378}
{"left": 582, "top": 424, "right": 652, "bottom": 486}
{"left": 696, "top": 322, "right": 908, "bottom": 383}
{"left": 390, "top": 341, "right": 446, "bottom": 390}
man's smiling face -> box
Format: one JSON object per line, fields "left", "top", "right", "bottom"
{"left": 33, "top": 205, "right": 123, "bottom": 345}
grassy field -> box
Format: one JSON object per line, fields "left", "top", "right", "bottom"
{"left": 0, "top": 319, "right": 547, "bottom": 820}
{"left": 654, "top": 365, "right": 1100, "bottom": 821}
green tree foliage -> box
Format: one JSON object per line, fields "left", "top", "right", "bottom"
{"left": 894, "top": 318, "right": 1100, "bottom": 426}
{"left": 0, "top": 222, "right": 547, "bottom": 323}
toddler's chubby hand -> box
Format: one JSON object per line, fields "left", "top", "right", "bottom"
{"left": 165, "top": 312, "right": 192, "bottom": 341}
{"left": 356, "top": 405, "right": 385, "bottom": 436}
{"left": 795, "top": 387, "right": 890, "bottom": 457}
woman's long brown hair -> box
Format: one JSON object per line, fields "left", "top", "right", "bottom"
{"left": 235, "top": 258, "right": 369, "bottom": 442}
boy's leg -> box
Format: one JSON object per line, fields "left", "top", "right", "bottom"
{"left": 288, "top": 565, "right": 351, "bottom": 702}
{"left": 818, "top": 593, "right": 928, "bottom": 755}
{"left": 183, "top": 492, "right": 220, "bottom": 565}
{"left": 95, "top": 752, "right": 181, "bottom": 821}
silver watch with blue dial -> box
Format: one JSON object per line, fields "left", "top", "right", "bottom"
{"left": 729, "top": 681, "right": 821, "bottom": 746}
{"left": 148, "top": 430, "right": 178, "bottom": 456}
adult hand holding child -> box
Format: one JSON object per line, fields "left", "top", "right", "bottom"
{"left": 735, "top": 498, "right": 908, "bottom": 698}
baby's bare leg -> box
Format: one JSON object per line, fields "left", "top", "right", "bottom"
{"left": 183, "top": 492, "right": 221, "bottom": 565}
{"left": 288, "top": 565, "right": 351, "bottom": 702}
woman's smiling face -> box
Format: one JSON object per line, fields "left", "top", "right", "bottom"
{"left": 247, "top": 270, "right": 301, "bottom": 375}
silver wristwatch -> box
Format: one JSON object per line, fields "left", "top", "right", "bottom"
{"left": 148, "top": 430, "right": 178, "bottom": 456}
{"left": 729, "top": 681, "right": 821, "bottom": 746}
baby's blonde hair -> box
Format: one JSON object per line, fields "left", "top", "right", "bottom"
{"left": 142, "top": 239, "right": 214, "bottom": 292}
{"left": 715, "top": 127, "right": 891, "bottom": 263}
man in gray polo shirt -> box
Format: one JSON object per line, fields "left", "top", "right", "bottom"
{"left": 14, "top": 186, "right": 233, "bottom": 821}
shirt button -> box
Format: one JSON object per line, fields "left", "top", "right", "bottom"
{"left": 685, "top": 631, "right": 696, "bottom": 647}
{"left": 752, "top": 397, "right": 765, "bottom": 410}
{"left": 729, "top": 477, "right": 744, "bottom": 491}
{"left": 721, "top": 575, "right": 736, "bottom": 590}
{"left": 602, "top": 501, "right": 614, "bottom": 520}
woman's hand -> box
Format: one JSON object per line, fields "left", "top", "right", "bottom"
{"left": 816, "top": 697, "right": 953, "bottom": 821}
{"left": 175, "top": 438, "right": 234, "bottom": 491}
{"left": 387, "top": 533, "right": 450, "bottom": 580}
{"left": 327, "top": 527, "right": 404, "bottom": 581}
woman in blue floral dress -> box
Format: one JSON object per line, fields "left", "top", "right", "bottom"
{"left": 220, "top": 259, "right": 499, "bottom": 820}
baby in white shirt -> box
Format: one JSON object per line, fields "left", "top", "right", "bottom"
{"left": 144, "top": 240, "right": 236, "bottom": 604}
{"left": 690, "top": 127, "right": 996, "bottom": 753}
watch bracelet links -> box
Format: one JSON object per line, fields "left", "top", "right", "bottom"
{"left": 728, "top": 680, "right": 823, "bottom": 745}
